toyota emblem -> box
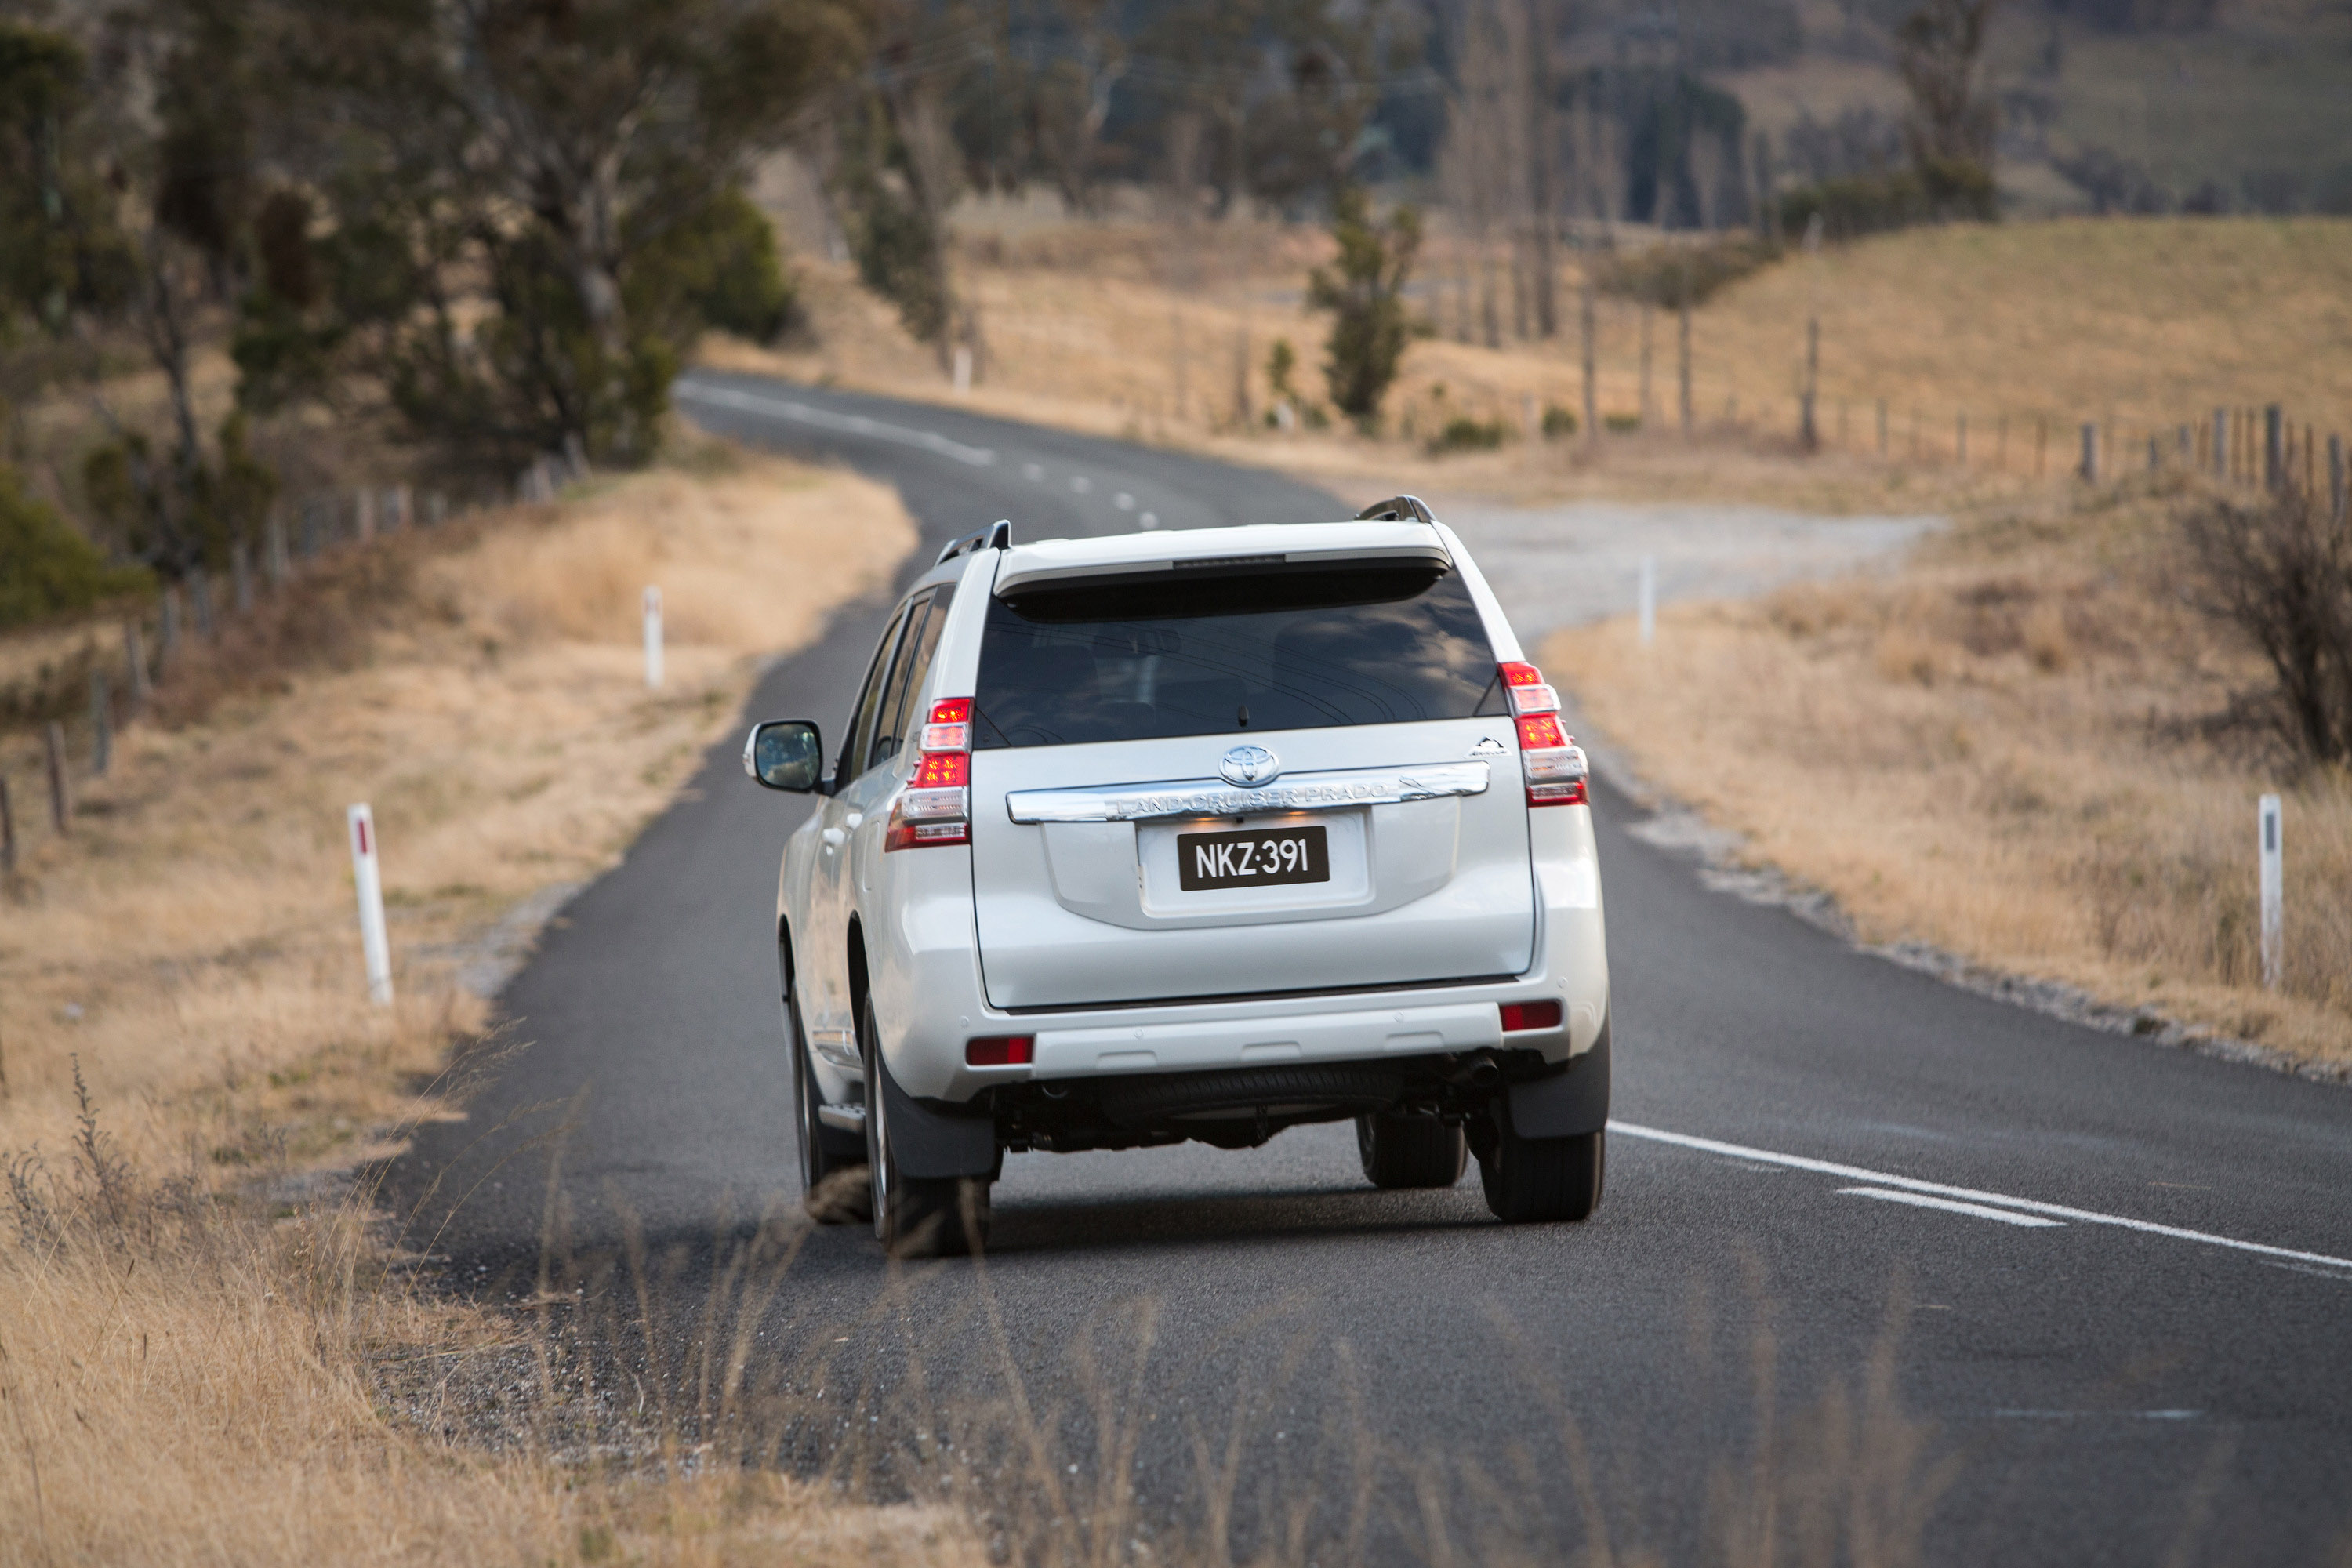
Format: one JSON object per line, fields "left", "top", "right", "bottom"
{"left": 1218, "top": 744, "right": 1280, "bottom": 787}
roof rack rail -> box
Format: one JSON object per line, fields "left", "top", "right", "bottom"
{"left": 936, "top": 518, "right": 1012, "bottom": 565}
{"left": 1355, "top": 495, "right": 1435, "bottom": 524}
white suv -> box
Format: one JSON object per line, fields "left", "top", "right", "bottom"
{"left": 745, "top": 498, "right": 1611, "bottom": 1255}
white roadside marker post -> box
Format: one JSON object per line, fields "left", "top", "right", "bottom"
{"left": 348, "top": 804, "right": 394, "bottom": 1006}
{"left": 1638, "top": 555, "right": 1657, "bottom": 646}
{"left": 2259, "top": 793, "right": 2282, "bottom": 991}
{"left": 643, "top": 585, "right": 664, "bottom": 691}
{"left": 953, "top": 345, "right": 973, "bottom": 395}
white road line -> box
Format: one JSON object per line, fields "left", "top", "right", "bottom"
{"left": 1138, "top": 511, "right": 1159, "bottom": 530}
{"left": 1115, "top": 492, "right": 1135, "bottom": 510}
{"left": 1023, "top": 463, "right": 1044, "bottom": 481}
{"left": 1612, "top": 1120, "right": 2352, "bottom": 1271}
{"left": 1840, "top": 1186, "right": 2065, "bottom": 1228}
{"left": 674, "top": 383, "right": 996, "bottom": 467}
{"left": 1070, "top": 475, "right": 1094, "bottom": 493}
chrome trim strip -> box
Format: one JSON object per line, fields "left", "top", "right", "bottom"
{"left": 815, "top": 1103, "right": 868, "bottom": 1131}
{"left": 1005, "top": 760, "right": 1490, "bottom": 824}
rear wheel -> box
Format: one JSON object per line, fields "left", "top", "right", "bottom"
{"left": 789, "top": 992, "right": 869, "bottom": 1222}
{"left": 1475, "top": 1118, "right": 1604, "bottom": 1223}
{"left": 1356, "top": 1112, "right": 1468, "bottom": 1189}
{"left": 862, "top": 994, "right": 989, "bottom": 1258}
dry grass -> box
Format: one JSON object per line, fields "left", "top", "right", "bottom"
{"left": 1, "top": 1144, "right": 980, "bottom": 1566}
{"left": 725, "top": 211, "right": 2351, "bottom": 521}
{"left": 1544, "top": 476, "right": 2352, "bottom": 1073}
{"left": 0, "top": 443, "right": 912, "bottom": 1167}
{"left": 0, "top": 448, "right": 967, "bottom": 1563}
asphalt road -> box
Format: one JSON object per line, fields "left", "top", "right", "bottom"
{"left": 394, "top": 369, "right": 2352, "bottom": 1566}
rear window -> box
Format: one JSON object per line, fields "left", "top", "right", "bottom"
{"left": 973, "top": 563, "right": 1503, "bottom": 749}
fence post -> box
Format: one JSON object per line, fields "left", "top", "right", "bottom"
{"left": 2330, "top": 434, "right": 2346, "bottom": 524}
{"left": 2259, "top": 793, "right": 2282, "bottom": 991}
{"left": 0, "top": 773, "right": 13, "bottom": 874}
{"left": 1638, "top": 556, "right": 1657, "bottom": 646}
{"left": 2212, "top": 408, "right": 2227, "bottom": 481}
{"left": 347, "top": 804, "right": 394, "bottom": 1006}
{"left": 2147, "top": 434, "right": 2159, "bottom": 474}
{"left": 2264, "top": 405, "right": 2282, "bottom": 490}
{"left": 191, "top": 570, "right": 216, "bottom": 639}
{"left": 1876, "top": 398, "right": 1888, "bottom": 456}
{"left": 231, "top": 542, "right": 253, "bottom": 613}
{"left": 89, "top": 670, "right": 110, "bottom": 776}
{"left": 2078, "top": 423, "right": 2099, "bottom": 483}
{"left": 643, "top": 585, "right": 665, "bottom": 691}
{"left": 43, "top": 722, "right": 69, "bottom": 834}
{"left": 124, "top": 620, "right": 150, "bottom": 709}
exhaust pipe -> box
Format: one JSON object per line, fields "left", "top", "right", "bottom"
{"left": 1445, "top": 1054, "right": 1502, "bottom": 1089}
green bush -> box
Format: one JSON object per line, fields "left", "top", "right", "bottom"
{"left": 1541, "top": 405, "right": 1579, "bottom": 440}
{"left": 0, "top": 465, "right": 147, "bottom": 628}
{"left": 1775, "top": 159, "right": 1994, "bottom": 241}
{"left": 1594, "top": 234, "right": 1780, "bottom": 309}
{"left": 631, "top": 188, "right": 797, "bottom": 344}
{"left": 1605, "top": 411, "right": 1642, "bottom": 434}
{"left": 1308, "top": 187, "right": 1421, "bottom": 420}
{"left": 1428, "top": 416, "right": 1508, "bottom": 455}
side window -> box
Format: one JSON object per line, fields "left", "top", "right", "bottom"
{"left": 871, "top": 586, "right": 955, "bottom": 770}
{"left": 839, "top": 607, "right": 906, "bottom": 785}
{"left": 866, "top": 594, "right": 934, "bottom": 772}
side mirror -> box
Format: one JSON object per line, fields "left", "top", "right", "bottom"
{"left": 743, "top": 720, "right": 825, "bottom": 792}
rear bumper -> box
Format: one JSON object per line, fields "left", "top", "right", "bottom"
{"left": 866, "top": 803, "right": 1608, "bottom": 1104}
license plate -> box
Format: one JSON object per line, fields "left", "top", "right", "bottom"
{"left": 1176, "top": 825, "right": 1330, "bottom": 891}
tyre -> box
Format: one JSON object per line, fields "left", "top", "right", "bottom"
{"left": 1356, "top": 1112, "right": 1468, "bottom": 1189}
{"left": 862, "top": 994, "right": 990, "bottom": 1258}
{"left": 789, "top": 991, "right": 869, "bottom": 1223}
{"left": 1475, "top": 1117, "right": 1604, "bottom": 1223}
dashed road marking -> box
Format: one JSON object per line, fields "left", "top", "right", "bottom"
{"left": 1023, "top": 462, "right": 1044, "bottom": 481}
{"left": 676, "top": 382, "right": 996, "bottom": 467}
{"left": 1115, "top": 492, "right": 1135, "bottom": 510}
{"left": 1139, "top": 512, "right": 1159, "bottom": 530}
{"left": 1070, "top": 475, "right": 1094, "bottom": 493}
{"left": 1613, "top": 1120, "right": 2352, "bottom": 1271}
{"left": 1841, "top": 1186, "right": 2064, "bottom": 1227}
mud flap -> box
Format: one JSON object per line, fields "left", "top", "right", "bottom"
{"left": 1504, "top": 1020, "right": 1610, "bottom": 1138}
{"left": 875, "top": 1049, "right": 1001, "bottom": 1180}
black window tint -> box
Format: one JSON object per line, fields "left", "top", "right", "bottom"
{"left": 877, "top": 586, "right": 953, "bottom": 767}
{"left": 974, "top": 564, "right": 1501, "bottom": 750}
{"left": 840, "top": 606, "right": 906, "bottom": 782}
{"left": 867, "top": 595, "right": 933, "bottom": 771}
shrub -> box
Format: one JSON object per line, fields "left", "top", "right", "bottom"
{"left": 1541, "top": 404, "right": 1579, "bottom": 440}
{"left": 1593, "top": 234, "right": 1779, "bottom": 308}
{"left": 1428, "top": 416, "right": 1508, "bottom": 455}
{"left": 2180, "top": 487, "right": 2352, "bottom": 764}
{"left": 1605, "top": 412, "right": 1642, "bottom": 434}
{"left": 0, "top": 465, "right": 149, "bottom": 627}
{"left": 1308, "top": 187, "right": 1421, "bottom": 419}
{"left": 630, "top": 188, "right": 797, "bottom": 345}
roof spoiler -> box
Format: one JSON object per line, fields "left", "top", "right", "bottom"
{"left": 1356, "top": 495, "right": 1435, "bottom": 524}
{"left": 936, "top": 518, "right": 1011, "bottom": 565}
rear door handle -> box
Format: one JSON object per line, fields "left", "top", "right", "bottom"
{"left": 844, "top": 812, "right": 865, "bottom": 830}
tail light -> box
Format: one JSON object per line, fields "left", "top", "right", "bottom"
{"left": 1500, "top": 1000, "right": 1563, "bottom": 1033}
{"left": 965, "top": 1034, "right": 1033, "bottom": 1066}
{"left": 1500, "top": 662, "right": 1588, "bottom": 808}
{"left": 885, "top": 698, "right": 974, "bottom": 850}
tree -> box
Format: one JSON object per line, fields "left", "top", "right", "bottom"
{"left": 2182, "top": 488, "right": 2352, "bottom": 765}
{"left": 258, "top": 0, "right": 857, "bottom": 470}
{"left": 1894, "top": 0, "right": 2002, "bottom": 219}
{"left": 1308, "top": 187, "right": 1420, "bottom": 420}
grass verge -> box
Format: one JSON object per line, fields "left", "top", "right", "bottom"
{"left": 1545, "top": 474, "right": 2352, "bottom": 1075}
{"left": 0, "top": 441, "right": 988, "bottom": 1563}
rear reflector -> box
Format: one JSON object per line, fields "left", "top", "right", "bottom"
{"left": 1499, "top": 1000, "right": 1564, "bottom": 1033}
{"left": 965, "top": 1035, "right": 1034, "bottom": 1066}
